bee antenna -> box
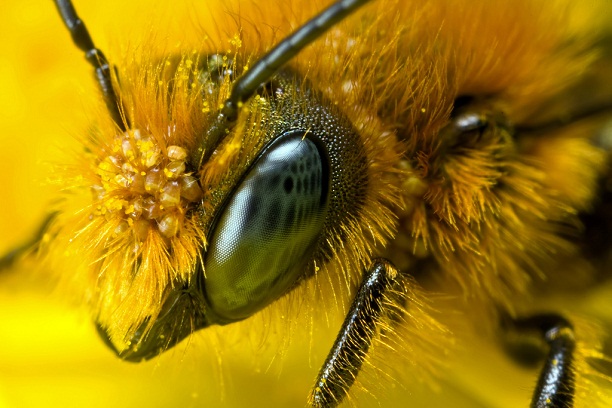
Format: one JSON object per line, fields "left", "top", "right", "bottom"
{"left": 199, "top": 0, "right": 372, "bottom": 164}
{"left": 54, "top": 0, "right": 127, "bottom": 131}
{"left": 223, "top": 0, "right": 372, "bottom": 121}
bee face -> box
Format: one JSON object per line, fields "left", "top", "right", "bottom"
{"left": 1, "top": 0, "right": 612, "bottom": 406}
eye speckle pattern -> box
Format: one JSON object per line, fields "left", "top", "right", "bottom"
{"left": 204, "top": 132, "right": 329, "bottom": 322}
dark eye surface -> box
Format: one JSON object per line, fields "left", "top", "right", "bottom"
{"left": 204, "top": 131, "right": 329, "bottom": 322}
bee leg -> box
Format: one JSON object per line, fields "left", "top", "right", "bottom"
{"left": 53, "top": 0, "right": 126, "bottom": 130}
{"left": 309, "top": 258, "right": 400, "bottom": 408}
{"left": 0, "top": 212, "right": 56, "bottom": 270}
{"left": 506, "top": 314, "right": 576, "bottom": 408}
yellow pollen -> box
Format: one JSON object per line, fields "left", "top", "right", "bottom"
{"left": 90, "top": 129, "right": 203, "bottom": 242}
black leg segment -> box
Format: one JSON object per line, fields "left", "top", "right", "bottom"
{"left": 309, "top": 258, "right": 400, "bottom": 408}
{"left": 0, "top": 212, "right": 56, "bottom": 270}
{"left": 506, "top": 314, "right": 576, "bottom": 408}
{"left": 53, "top": 0, "right": 126, "bottom": 130}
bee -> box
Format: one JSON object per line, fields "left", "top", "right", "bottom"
{"left": 1, "top": 0, "right": 611, "bottom": 407}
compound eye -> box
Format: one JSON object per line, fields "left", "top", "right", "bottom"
{"left": 204, "top": 131, "right": 329, "bottom": 322}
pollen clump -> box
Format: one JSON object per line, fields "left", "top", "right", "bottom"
{"left": 93, "top": 129, "right": 203, "bottom": 241}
